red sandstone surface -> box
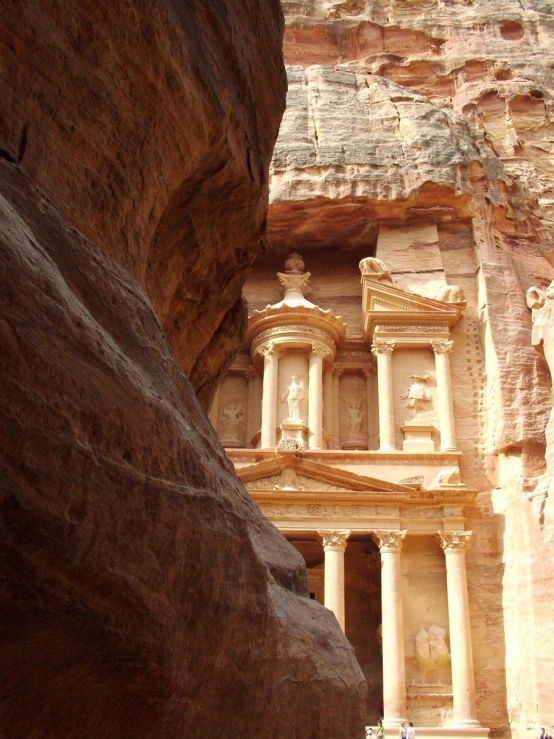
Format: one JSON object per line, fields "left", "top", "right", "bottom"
{"left": 0, "top": 1, "right": 366, "bottom": 736}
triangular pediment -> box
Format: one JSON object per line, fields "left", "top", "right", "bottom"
{"left": 361, "top": 280, "right": 464, "bottom": 340}
{"left": 239, "top": 455, "right": 417, "bottom": 494}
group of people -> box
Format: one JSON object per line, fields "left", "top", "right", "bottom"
{"left": 365, "top": 721, "right": 415, "bottom": 738}
{"left": 540, "top": 728, "right": 553, "bottom": 739}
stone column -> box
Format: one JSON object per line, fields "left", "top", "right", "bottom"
{"left": 208, "top": 383, "right": 220, "bottom": 431}
{"left": 323, "top": 367, "right": 334, "bottom": 444}
{"left": 318, "top": 530, "right": 350, "bottom": 632}
{"left": 364, "top": 367, "right": 375, "bottom": 450}
{"left": 332, "top": 368, "right": 343, "bottom": 449}
{"left": 245, "top": 367, "right": 256, "bottom": 447}
{"left": 372, "top": 340, "right": 396, "bottom": 451}
{"left": 432, "top": 339, "right": 458, "bottom": 451}
{"left": 439, "top": 531, "right": 479, "bottom": 727}
{"left": 375, "top": 530, "right": 407, "bottom": 729}
{"left": 260, "top": 343, "right": 279, "bottom": 449}
{"left": 254, "top": 372, "right": 263, "bottom": 437}
{"left": 308, "top": 346, "right": 325, "bottom": 450}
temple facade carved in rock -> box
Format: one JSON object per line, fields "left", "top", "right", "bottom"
{"left": 212, "top": 249, "right": 489, "bottom": 737}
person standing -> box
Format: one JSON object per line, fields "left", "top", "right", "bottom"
{"left": 407, "top": 722, "right": 416, "bottom": 739}
{"left": 376, "top": 720, "right": 384, "bottom": 738}
{"left": 398, "top": 722, "right": 408, "bottom": 739}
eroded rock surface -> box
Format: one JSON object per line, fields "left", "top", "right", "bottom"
{"left": 0, "top": 1, "right": 366, "bottom": 737}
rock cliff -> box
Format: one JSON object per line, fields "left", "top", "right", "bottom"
{"left": 0, "top": 1, "right": 366, "bottom": 737}
{"left": 270, "top": 1, "right": 554, "bottom": 736}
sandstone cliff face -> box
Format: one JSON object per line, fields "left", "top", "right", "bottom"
{"left": 0, "top": 2, "right": 367, "bottom": 737}
{"left": 271, "top": 1, "right": 554, "bottom": 736}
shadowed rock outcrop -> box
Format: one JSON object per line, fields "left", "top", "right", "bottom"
{"left": 0, "top": 1, "right": 367, "bottom": 737}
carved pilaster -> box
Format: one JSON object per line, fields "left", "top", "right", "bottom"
{"left": 372, "top": 341, "right": 397, "bottom": 451}
{"left": 431, "top": 339, "right": 457, "bottom": 451}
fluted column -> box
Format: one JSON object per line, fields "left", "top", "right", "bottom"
{"left": 260, "top": 343, "right": 280, "bottom": 449}
{"left": 439, "top": 531, "right": 479, "bottom": 727}
{"left": 372, "top": 340, "right": 396, "bottom": 451}
{"left": 332, "top": 368, "right": 343, "bottom": 449}
{"left": 245, "top": 367, "right": 256, "bottom": 447}
{"left": 375, "top": 530, "right": 407, "bottom": 729}
{"left": 432, "top": 339, "right": 458, "bottom": 451}
{"left": 308, "top": 346, "right": 325, "bottom": 450}
{"left": 323, "top": 367, "right": 334, "bottom": 445}
{"left": 318, "top": 530, "right": 350, "bottom": 632}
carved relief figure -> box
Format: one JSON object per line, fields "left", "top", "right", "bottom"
{"left": 414, "top": 623, "right": 450, "bottom": 684}
{"left": 415, "top": 623, "right": 433, "bottom": 681}
{"left": 400, "top": 374, "right": 432, "bottom": 420}
{"left": 282, "top": 375, "right": 305, "bottom": 422}
{"left": 433, "top": 466, "right": 463, "bottom": 488}
{"left": 428, "top": 624, "right": 450, "bottom": 669}
{"left": 527, "top": 281, "right": 554, "bottom": 382}
{"left": 220, "top": 403, "right": 244, "bottom": 440}
{"left": 343, "top": 396, "right": 363, "bottom": 437}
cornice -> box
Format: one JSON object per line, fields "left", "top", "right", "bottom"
{"left": 249, "top": 490, "right": 477, "bottom": 507}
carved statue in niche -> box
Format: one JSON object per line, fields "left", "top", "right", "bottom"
{"left": 343, "top": 396, "right": 363, "bottom": 436}
{"left": 400, "top": 374, "right": 432, "bottom": 420}
{"left": 527, "top": 281, "right": 554, "bottom": 386}
{"left": 220, "top": 403, "right": 244, "bottom": 441}
{"left": 282, "top": 374, "right": 305, "bottom": 422}
{"left": 414, "top": 623, "right": 450, "bottom": 684}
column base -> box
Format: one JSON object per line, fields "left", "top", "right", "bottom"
{"left": 384, "top": 728, "right": 489, "bottom": 739}
{"left": 379, "top": 445, "right": 397, "bottom": 452}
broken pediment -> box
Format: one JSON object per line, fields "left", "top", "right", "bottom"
{"left": 360, "top": 271, "right": 465, "bottom": 342}
{"left": 239, "top": 455, "right": 417, "bottom": 494}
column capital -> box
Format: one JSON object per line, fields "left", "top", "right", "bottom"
{"left": 375, "top": 529, "right": 406, "bottom": 553}
{"left": 431, "top": 339, "right": 454, "bottom": 355}
{"left": 439, "top": 530, "right": 472, "bottom": 552}
{"left": 310, "top": 344, "right": 329, "bottom": 359}
{"left": 318, "top": 529, "right": 351, "bottom": 552}
{"left": 372, "top": 339, "right": 396, "bottom": 356}
{"left": 259, "top": 341, "right": 280, "bottom": 358}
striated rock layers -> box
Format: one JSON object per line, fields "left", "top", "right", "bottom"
{"left": 270, "top": 0, "right": 554, "bottom": 736}
{"left": 0, "top": 2, "right": 366, "bottom": 738}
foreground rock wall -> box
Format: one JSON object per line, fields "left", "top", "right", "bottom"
{"left": 2, "top": 0, "right": 288, "bottom": 403}
{"left": 0, "top": 2, "right": 367, "bottom": 736}
{"left": 271, "top": 1, "right": 554, "bottom": 735}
